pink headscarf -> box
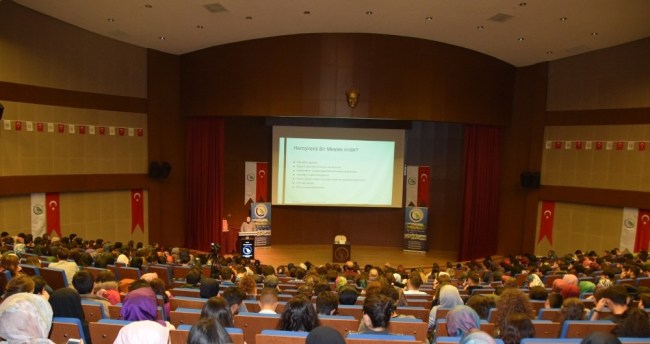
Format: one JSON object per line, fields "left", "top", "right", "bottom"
{"left": 563, "top": 274, "right": 578, "bottom": 286}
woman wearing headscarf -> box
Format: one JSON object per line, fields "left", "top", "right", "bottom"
{"left": 563, "top": 274, "right": 578, "bottom": 286}
{"left": 428, "top": 284, "right": 464, "bottom": 330}
{"left": 527, "top": 273, "right": 544, "bottom": 288}
{"left": 445, "top": 305, "right": 481, "bottom": 337}
{"left": 49, "top": 288, "right": 90, "bottom": 344}
{"left": 121, "top": 286, "right": 175, "bottom": 329}
{"left": 0, "top": 293, "right": 54, "bottom": 344}
{"left": 114, "top": 320, "right": 171, "bottom": 344}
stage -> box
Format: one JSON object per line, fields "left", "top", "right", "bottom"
{"left": 224, "top": 244, "right": 458, "bottom": 270}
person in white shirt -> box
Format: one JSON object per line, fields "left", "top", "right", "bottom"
{"left": 48, "top": 247, "right": 78, "bottom": 285}
{"left": 403, "top": 273, "right": 428, "bottom": 295}
{"left": 258, "top": 288, "right": 279, "bottom": 314}
{"left": 240, "top": 216, "right": 256, "bottom": 233}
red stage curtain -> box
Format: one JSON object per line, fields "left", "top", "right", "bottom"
{"left": 459, "top": 125, "right": 502, "bottom": 261}
{"left": 185, "top": 117, "right": 224, "bottom": 252}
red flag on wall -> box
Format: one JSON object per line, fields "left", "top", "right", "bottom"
{"left": 256, "top": 162, "right": 268, "bottom": 202}
{"left": 538, "top": 201, "right": 555, "bottom": 244}
{"left": 45, "top": 192, "right": 61, "bottom": 237}
{"left": 417, "top": 166, "right": 430, "bottom": 207}
{"left": 131, "top": 189, "right": 144, "bottom": 233}
{"left": 635, "top": 209, "right": 650, "bottom": 252}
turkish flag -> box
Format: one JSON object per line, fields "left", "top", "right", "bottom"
{"left": 616, "top": 142, "right": 624, "bottom": 150}
{"left": 36, "top": 123, "right": 44, "bottom": 132}
{"left": 538, "top": 201, "right": 555, "bottom": 244}
{"left": 575, "top": 141, "right": 583, "bottom": 150}
{"left": 57, "top": 124, "right": 65, "bottom": 133}
{"left": 256, "top": 162, "right": 268, "bottom": 202}
{"left": 79, "top": 125, "right": 86, "bottom": 134}
{"left": 118, "top": 127, "right": 125, "bottom": 136}
{"left": 131, "top": 189, "right": 144, "bottom": 233}
{"left": 417, "top": 166, "right": 430, "bottom": 207}
{"left": 45, "top": 192, "right": 61, "bottom": 237}
{"left": 15, "top": 121, "right": 22, "bottom": 131}
{"left": 137, "top": 128, "right": 144, "bottom": 137}
{"left": 554, "top": 141, "right": 562, "bottom": 149}
{"left": 99, "top": 127, "right": 106, "bottom": 135}
{"left": 595, "top": 142, "right": 603, "bottom": 150}
{"left": 635, "top": 209, "right": 650, "bottom": 252}
{"left": 640, "top": 142, "right": 646, "bottom": 151}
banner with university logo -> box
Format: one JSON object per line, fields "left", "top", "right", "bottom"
{"left": 31, "top": 192, "right": 61, "bottom": 237}
{"left": 405, "top": 165, "right": 430, "bottom": 207}
{"left": 251, "top": 202, "right": 272, "bottom": 247}
{"left": 403, "top": 207, "right": 428, "bottom": 252}
{"left": 621, "top": 207, "right": 650, "bottom": 252}
{"left": 245, "top": 162, "right": 268, "bottom": 204}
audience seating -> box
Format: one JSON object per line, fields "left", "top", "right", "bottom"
{"left": 636, "top": 277, "right": 650, "bottom": 288}
{"left": 116, "top": 266, "right": 142, "bottom": 280}
{"left": 169, "top": 307, "right": 201, "bottom": 327}
{"left": 242, "top": 299, "right": 286, "bottom": 314}
{"left": 40, "top": 266, "right": 69, "bottom": 290}
{"left": 388, "top": 317, "right": 429, "bottom": 343}
{"left": 169, "top": 296, "right": 207, "bottom": 310}
{"left": 170, "top": 287, "right": 201, "bottom": 298}
{"left": 435, "top": 319, "right": 493, "bottom": 337}
{"left": 520, "top": 339, "right": 580, "bottom": 344}
{"left": 338, "top": 304, "right": 363, "bottom": 319}
{"left": 169, "top": 325, "right": 244, "bottom": 344}
{"left": 81, "top": 299, "right": 108, "bottom": 322}
{"left": 531, "top": 320, "right": 562, "bottom": 338}
{"left": 0, "top": 270, "right": 11, "bottom": 294}
{"left": 18, "top": 264, "right": 40, "bottom": 276}
{"left": 256, "top": 330, "right": 308, "bottom": 344}
{"left": 559, "top": 320, "right": 616, "bottom": 338}
{"left": 108, "top": 303, "right": 164, "bottom": 320}
{"left": 537, "top": 308, "right": 562, "bottom": 322}
{"left": 437, "top": 337, "right": 505, "bottom": 344}
{"left": 234, "top": 312, "right": 281, "bottom": 344}
{"left": 89, "top": 319, "right": 131, "bottom": 344}
{"left": 82, "top": 266, "right": 108, "bottom": 280}
{"left": 396, "top": 306, "right": 429, "bottom": 323}
{"left": 49, "top": 317, "right": 87, "bottom": 344}
{"left": 318, "top": 315, "right": 359, "bottom": 337}
{"left": 172, "top": 265, "right": 192, "bottom": 280}
{"left": 346, "top": 333, "right": 419, "bottom": 344}
{"left": 543, "top": 275, "right": 563, "bottom": 288}
{"left": 148, "top": 264, "right": 172, "bottom": 288}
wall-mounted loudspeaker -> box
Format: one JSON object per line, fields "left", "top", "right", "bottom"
{"left": 520, "top": 171, "right": 540, "bottom": 188}
{"left": 149, "top": 161, "right": 172, "bottom": 179}
{"left": 0, "top": 103, "right": 4, "bottom": 120}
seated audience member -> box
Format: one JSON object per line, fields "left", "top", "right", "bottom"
{"left": 596, "top": 270, "right": 616, "bottom": 289}
{"left": 445, "top": 305, "right": 481, "bottom": 337}
{"left": 528, "top": 286, "right": 548, "bottom": 301}
{"left": 49, "top": 288, "right": 90, "bottom": 344}
{"left": 181, "top": 268, "right": 202, "bottom": 289}
{"left": 561, "top": 284, "right": 580, "bottom": 299}
{"left": 149, "top": 277, "right": 172, "bottom": 320}
{"left": 316, "top": 290, "right": 339, "bottom": 316}
{"left": 0, "top": 253, "right": 23, "bottom": 277}
{"left": 360, "top": 294, "right": 395, "bottom": 335}
{"left": 121, "top": 286, "right": 174, "bottom": 329}
{"left": 404, "top": 272, "right": 428, "bottom": 295}
{"left": 306, "top": 326, "right": 346, "bottom": 344}
{"left": 579, "top": 280, "right": 596, "bottom": 298}
{"left": 466, "top": 294, "right": 496, "bottom": 320}
{"left": 73, "top": 270, "right": 111, "bottom": 315}
{"left": 199, "top": 277, "right": 220, "bottom": 298}
{"left": 94, "top": 269, "right": 121, "bottom": 305}
{"left": 591, "top": 285, "right": 629, "bottom": 322}
{"left": 638, "top": 292, "right": 650, "bottom": 309}
{"left": 200, "top": 296, "right": 235, "bottom": 328}
{"left": 500, "top": 313, "right": 535, "bottom": 344}
{"left": 187, "top": 317, "right": 233, "bottom": 344}
{"left": 263, "top": 275, "right": 280, "bottom": 290}
{"left": 527, "top": 273, "right": 544, "bottom": 288}
{"left": 614, "top": 307, "right": 650, "bottom": 337}
{"left": 494, "top": 289, "right": 534, "bottom": 337}
{"left": 560, "top": 298, "right": 586, "bottom": 322}
{"left": 239, "top": 274, "right": 258, "bottom": 299}
{"left": 48, "top": 247, "right": 79, "bottom": 285}
{"left": 222, "top": 286, "right": 248, "bottom": 315}
{"left": 429, "top": 284, "right": 464, "bottom": 330}
{"left": 580, "top": 331, "right": 622, "bottom": 344}
{"left": 114, "top": 320, "right": 171, "bottom": 344}
{"left": 258, "top": 287, "right": 279, "bottom": 314}
{"left": 32, "top": 275, "right": 51, "bottom": 300}
{"left": 463, "top": 272, "right": 483, "bottom": 295}
{"left": 546, "top": 292, "right": 564, "bottom": 309}
{"left": 3, "top": 274, "right": 35, "bottom": 298}
{"left": 278, "top": 296, "right": 320, "bottom": 332}
{"left": 338, "top": 285, "right": 359, "bottom": 305}
{"left": 460, "top": 330, "right": 497, "bottom": 344}
{"left": 0, "top": 292, "right": 54, "bottom": 343}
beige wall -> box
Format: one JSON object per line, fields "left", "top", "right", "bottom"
{"left": 0, "top": 1, "right": 150, "bottom": 243}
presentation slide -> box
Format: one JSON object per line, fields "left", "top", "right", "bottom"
{"left": 272, "top": 126, "right": 405, "bottom": 207}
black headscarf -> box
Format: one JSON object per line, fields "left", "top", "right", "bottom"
{"left": 49, "top": 288, "right": 91, "bottom": 344}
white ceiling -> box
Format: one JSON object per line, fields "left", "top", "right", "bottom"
{"left": 12, "top": 0, "right": 650, "bottom": 67}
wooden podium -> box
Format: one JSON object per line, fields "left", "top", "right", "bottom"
{"left": 332, "top": 243, "right": 351, "bottom": 263}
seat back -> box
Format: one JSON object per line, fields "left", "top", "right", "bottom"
{"left": 169, "top": 308, "right": 201, "bottom": 328}
{"left": 117, "top": 266, "right": 142, "bottom": 280}
{"left": 531, "top": 320, "right": 562, "bottom": 338}
{"left": 318, "top": 315, "right": 359, "bottom": 337}
{"left": 537, "top": 308, "right": 562, "bottom": 322}
{"left": 346, "top": 333, "right": 419, "bottom": 344}
{"left": 169, "top": 327, "right": 244, "bottom": 344}
{"left": 170, "top": 287, "right": 201, "bottom": 298}
{"left": 49, "top": 317, "right": 86, "bottom": 344}
{"left": 89, "top": 319, "right": 131, "bottom": 344}
{"left": 435, "top": 319, "right": 493, "bottom": 337}
{"left": 388, "top": 317, "right": 428, "bottom": 343}
{"left": 0, "top": 270, "right": 11, "bottom": 294}
{"left": 397, "top": 306, "right": 429, "bottom": 323}
{"left": 81, "top": 299, "right": 107, "bottom": 322}
{"left": 234, "top": 312, "right": 281, "bottom": 344}
{"left": 19, "top": 264, "right": 41, "bottom": 276}
{"left": 560, "top": 320, "right": 616, "bottom": 338}
{"left": 256, "top": 330, "right": 308, "bottom": 344}
{"left": 148, "top": 265, "right": 172, "bottom": 288}
{"left": 170, "top": 296, "right": 207, "bottom": 311}
{"left": 338, "top": 304, "right": 363, "bottom": 319}
{"left": 40, "top": 267, "right": 69, "bottom": 290}
{"left": 172, "top": 265, "right": 192, "bottom": 280}
{"left": 82, "top": 266, "right": 108, "bottom": 281}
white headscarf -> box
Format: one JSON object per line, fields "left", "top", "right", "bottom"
{"left": 0, "top": 293, "right": 54, "bottom": 343}
{"left": 114, "top": 320, "right": 171, "bottom": 344}
{"left": 439, "top": 285, "right": 464, "bottom": 308}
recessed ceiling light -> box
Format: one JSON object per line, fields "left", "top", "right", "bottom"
{"left": 476, "top": 25, "right": 484, "bottom": 30}
{"left": 304, "top": 11, "right": 311, "bottom": 15}
{"left": 107, "top": 18, "right": 115, "bottom": 22}
{"left": 158, "top": 36, "right": 165, "bottom": 40}
{"left": 517, "top": 37, "right": 525, "bottom": 41}
{"left": 425, "top": 16, "right": 433, "bottom": 21}
{"left": 519, "top": 2, "right": 527, "bottom": 6}
{"left": 591, "top": 32, "right": 599, "bottom": 36}
{"left": 145, "top": 4, "right": 152, "bottom": 8}
{"left": 245, "top": 16, "right": 253, "bottom": 20}
{"left": 560, "top": 17, "right": 568, "bottom": 21}
{"left": 196, "top": 25, "right": 204, "bottom": 29}
{"left": 366, "top": 11, "right": 373, "bottom": 15}
{"left": 546, "top": 51, "right": 553, "bottom": 54}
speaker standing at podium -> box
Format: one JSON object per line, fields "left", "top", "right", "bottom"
{"left": 240, "top": 216, "right": 257, "bottom": 233}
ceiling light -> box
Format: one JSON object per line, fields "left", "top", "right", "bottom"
{"left": 158, "top": 36, "right": 165, "bottom": 40}
{"left": 145, "top": 4, "right": 152, "bottom": 8}
{"left": 517, "top": 37, "right": 525, "bottom": 41}
{"left": 425, "top": 16, "right": 433, "bottom": 21}
{"left": 107, "top": 18, "right": 115, "bottom": 22}
{"left": 366, "top": 11, "right": 373, "bottom": 15}
{"left": 560, "top": 17, "right": 568, "bottom": 21}
{"left": 196, "top": 25, "right": 204, "bottom": 29}
{"left": 546, "top": 51, "right": 553, "bottom": 54}
{"left": 476, "top": 25, "right": 484, "bottom": 30}
{"left": 591, "top": 32, "right": 599, "bottom": 36}
{"left": 245, "top": 16, "right": 253, "bottom": 20}
{"left": 304, "top": 11, "right": 311, "bottom": 15}
{"left": 519, "top": 2, "right": 527, "bottom": 6}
